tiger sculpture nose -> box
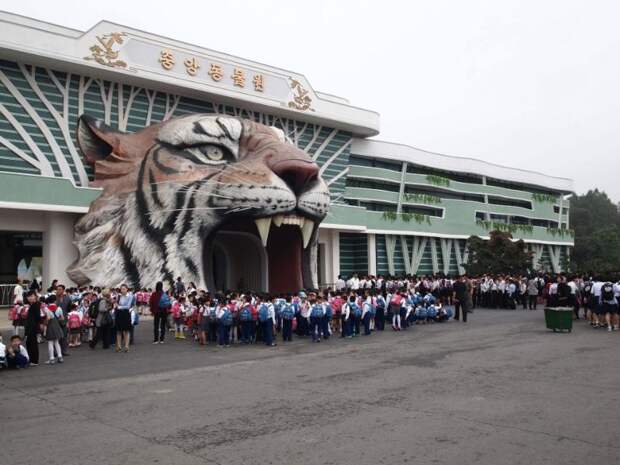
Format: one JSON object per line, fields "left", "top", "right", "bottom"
{"left": 265, "top": 142, "right": 319, "bottom": 196}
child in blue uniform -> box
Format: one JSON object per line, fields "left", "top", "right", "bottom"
{"left": 281, "top": 295, "right": 295, "bottom": 342}
{"left": 375, "top": 292, "right": 386, "bottom": 331}
{"left": 239, "top": 296, "right": 253, "bottom": 344}
{"left": 361, "top": 295, "right": 374, "bottom": 335}
{"left": 321, "top": 297, "right": 332, "bottom": 340}
{"left": 258, "top": 296, "right": 276, "bottom": 346}
{"left": 309, "top": 296, "right": 324, "bottom": 342}
{"left": 216, "top": 300, "right": 232, "bottom": 347}
{"left": 341, "top": 295, "right": 351, "bottom": 338}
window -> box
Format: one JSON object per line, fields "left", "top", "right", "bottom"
{"left": 490, "top": 214, "right": 508, "bottom": 223}
{"left": 404, "top": 186, "right": 484, "bottom": 203}
{"left": 475, "top": 211, "right": 487, "bottom": 221}
{"left": 401, "top": 205, "right": 443, "bottom": 217}
{"left": 487, "top": 196, "right": 532, "bottom": 210}
{"left": 511, "top": 216, "right": 530, "bottom": 225}
{"left": 356, "top": 201, "right": 442, "bottom": 217}
{"left": 531, "top": 219, "right": 559, "bottom": 228}
{"left": 407, "top": 164, "right": 483, "bottom": 184}
{"left": 349, "top": 155, "right": 402, "bottom": 172}
{"left": 347, "top": 178, "right": 400, "bottom": 192}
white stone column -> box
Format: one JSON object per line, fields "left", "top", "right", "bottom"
{"left": 318, "top": 228, "right": 333, "bottom": 287}
{"left": 330, "top": 230, "right": 340, "bottom": 283}
{"left": 367, "top": 233, "right": 377, "bottom": 276}
{"left": 43, "top": 212, "right": 78, "bottom": 288}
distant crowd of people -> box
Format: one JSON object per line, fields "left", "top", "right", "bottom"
{"left": 1, "top": 271, "right": 618, "bottom": 369}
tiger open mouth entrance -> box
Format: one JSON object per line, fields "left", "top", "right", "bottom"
{"left": 204, "top": 213, "right": 316, "bottom": 294}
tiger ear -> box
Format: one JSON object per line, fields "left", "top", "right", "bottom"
{"left": 76, "top": 114, "right": 127, "bottom": 164}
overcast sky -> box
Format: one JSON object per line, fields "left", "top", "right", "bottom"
{"left": 6, "top": 0, "right": 620, "bottom": 200}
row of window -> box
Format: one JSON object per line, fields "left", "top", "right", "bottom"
{"left": 347, "top": 178, "right": 534, "bottom": 209}
{"left": 475, "top": 212, "right": 562, "bottom": 228}
{"left": 348, "top": 155, "right": 560, "bottom": 198}
{"left": 355, "top": 201, "right": 443, "bottom": 217}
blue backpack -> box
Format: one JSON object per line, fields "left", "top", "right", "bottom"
{"left": 427, "top": 305, "right": 438, "bottom": 319}
{"left": 258, "top": 303, "right": 270, "bottom": 322}
{"left": 324, "top": 304, "right": 333, "bottom": 320}
{"left": 281, "top": 304, "right": 295, "bottom": 320}
{"left": 415, "top": 306, "right": 428, "bottom": 319}
{"left": 292, "top": 302, "right": 300, "bottom": 315}
{"left": 310, "top": 304, "right": 323, "bottom": 318}
{"left": 376, "top": 296, "right": 386, "bottom": 309}
{"left": 239, "top": 305, "right": 252, "bottom": 322}
{"left": 351, "top": 303, "right": 362, "bottom": 318}
{"left": 274, "top": 299, "right": 285, "bottom": 317}
{"left": 159, "top": 293, "right": 171, "bottom": 310}
{"left": 220, "top": 308, "right": 232, "bottom": 326}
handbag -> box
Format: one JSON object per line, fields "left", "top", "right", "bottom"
{"left": 101, "top": 310, "right": 113, "bottom": 327}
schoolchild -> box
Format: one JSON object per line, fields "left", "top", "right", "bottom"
{"left": 281, "top": 295, "right": 295, "bottom": 342}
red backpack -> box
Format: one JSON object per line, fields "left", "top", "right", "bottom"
{"left": 331, "top": 297, "right": 343, "bottom": 315}
{"left": 68, "top": 312, "right": 81, "bottom": 329}
{"left": 19, "top": 305, "right": 28, "bottom": 320}
{"left": 8, "top": 305, "right": 18, "bottom": 321}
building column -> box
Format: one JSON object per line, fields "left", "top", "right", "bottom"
{"left": 367, "top": 233, "right": 377, "bottom": 276}
{"left": 42, "top": 212, "right": 78, "bottom": 289}
{"left": 330, "top": 230, "right": 340, "bottom": 283}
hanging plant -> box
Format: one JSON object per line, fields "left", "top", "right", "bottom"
{"left": 381, "top": 211, "right": 398, "bottom": 222}
{"left": 403, "top": 193, "right": 442, "bottom": 204}
{"left": 425, "top": 174, "right": 450, "bottom": 187}
{"left": 382, "top": 210, "right": 432, "bottom": 225}
{"left": 476, "top": 220, "right": 533, "bottom": 234}
{"left": 546, "top": 227, "right": 575, "bottom": 238}
{"left": 532, "top": 193, "right": 558, "bottom": 203}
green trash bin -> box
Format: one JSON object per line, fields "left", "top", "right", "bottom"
{"left": 544, "top": 307, "right": 573, "bottom": 332}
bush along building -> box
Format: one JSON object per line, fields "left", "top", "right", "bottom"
{"left": 0, "top": 12, "right": 573, "bottom": 290}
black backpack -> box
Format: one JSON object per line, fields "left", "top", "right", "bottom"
{"left": 557, "top": 282, "right": 571, "bottom": 299}
{"left": 88, "top": 298, "right": 100, "bottom": 319}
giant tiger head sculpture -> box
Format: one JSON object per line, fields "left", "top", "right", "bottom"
{"left": 69, "top": 114, "right": 330, "bottom": 292}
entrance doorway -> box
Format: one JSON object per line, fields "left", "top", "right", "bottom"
{"left": 207, "top": 231, "right": 268, "bottom": 292}
{"left": 0, "top": 231, "right": 42, "bottom": 283}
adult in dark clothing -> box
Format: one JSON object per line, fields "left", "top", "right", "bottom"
{"left": 453, "top": 275, "right": 470, "bottom": 322}
{"left": 24, "top": 290, "right": 41, "bottom": 365}
{"left": 55, "top": 284, "right": 72, "bottom": 355}
{"left": 47, "top": 279, "right": 58, "bottom": 294}
{"left": 90, "top": 289, "right": 113, "bottom": 349}
{"left": 149, "top": 281, "right": 168, "bottom": 343}
{"left": 556, "top": 276, "right": 571, "bottom": 307}
{"left": 29, "top": 279, "right": 41, "bottom": 292}
{"left": 174, "top": 277, "right": 185, "bottom": 297}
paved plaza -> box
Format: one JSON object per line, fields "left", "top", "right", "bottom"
{"left": 1, "top": 310, "right": 619, "bottom": 465}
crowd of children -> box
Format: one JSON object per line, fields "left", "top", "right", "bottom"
{"left": 2, "top": 278, "right": 458, "bottom": 368}
{"left": 3, "top": 271, "right": 618, "bottom": 370}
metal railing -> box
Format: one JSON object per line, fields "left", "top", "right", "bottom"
{"left": 0, "top": 284, "right": 16, "bottom": 307}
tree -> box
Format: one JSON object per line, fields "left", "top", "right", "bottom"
{"left": 569, "top": 190, "right": 620, "bottom": 274}
{"left": 465, "top": 230, "right": 532, "bottom": 276}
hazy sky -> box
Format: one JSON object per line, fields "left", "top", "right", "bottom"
{"left": 6, "top": 0, "right": 620, "bottom": 200}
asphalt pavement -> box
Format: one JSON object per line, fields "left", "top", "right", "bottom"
{"left": 1, "top": 309, "right": 619, "bottom": 465}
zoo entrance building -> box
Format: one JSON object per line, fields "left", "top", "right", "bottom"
{"left": 0, "top": 12, "right": 574, "bottom": 292}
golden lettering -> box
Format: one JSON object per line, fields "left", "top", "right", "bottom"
{"left": 159, "top": 49, "right": 175, "bottom": 70}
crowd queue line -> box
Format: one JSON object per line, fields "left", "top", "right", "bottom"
{"left": 2, "top": 272, "right": 619, "bottom": 369}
